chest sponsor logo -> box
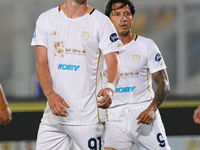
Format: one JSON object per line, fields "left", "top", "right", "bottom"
{"left": 57, "top": 64, "right": 80, "bottom": 71}
{"left": 82, "top": 31, "right": 90, "bottom": 41}
{"left": 155, "top": 53, "right": 162, "bottom": 62}
{"left": 110, "top": 33, "right": 119, "bottom": 42}
{"left": 115, "top": 86, "right": 136, "bottom": 93}
{"left": 54, "top": 41, "right": 86, "bottom": 57}
{"left": 50, "top": 31, "right": 59, "bottom": 36}
{"left": 132, "top": 55, "right": 140, "bottom": 63}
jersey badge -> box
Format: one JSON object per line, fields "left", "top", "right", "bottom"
{"left": 155, "top": 53, "right": 162, "bottom": 62}
{"left": 132, "top": 55, "right": 140, "bottom": 63}
{"left": 110, "top": 33, "right": 119, "bottom": 42}
{"left": 50, "top": 31, "right": 59, "bottom": 36}
{"left": 82, "top": 31, "right": 90, "bottom": 41}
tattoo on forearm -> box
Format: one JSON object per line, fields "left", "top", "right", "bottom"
{"left": 152, "top": 70, "right": 170, "bottom": 108}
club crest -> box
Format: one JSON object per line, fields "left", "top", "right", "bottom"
{"left": 82, "top": 31, "right": 90, "bottom": 41}
{"left": 132, "top": 55, "right": 140, "bottom": 63}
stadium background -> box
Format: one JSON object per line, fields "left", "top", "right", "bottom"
{"left": 0, "top": 0, "right": 200, "bottom": 149}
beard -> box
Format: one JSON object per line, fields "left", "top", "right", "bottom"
{"left": 72, "top": 0, "right": 86, "bottom": 4}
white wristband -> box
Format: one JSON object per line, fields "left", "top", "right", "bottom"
{"left": 106, "top": 83, "right": 116, "bottom": 92}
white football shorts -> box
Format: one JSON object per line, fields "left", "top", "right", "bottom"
{"left": 36, "top": 120, "right": 104, "bottom": 150}
{"left": 104, "top": 101, "right": 171, "bottom": 150}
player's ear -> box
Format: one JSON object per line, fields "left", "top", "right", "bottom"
{"left": 131, "top": 15, "right": 134, "bottom": 23}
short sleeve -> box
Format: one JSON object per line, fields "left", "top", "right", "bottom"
{"left": 31, "top": 13, "right": 48, "bottom": 48}
{"left": 147, "top": 40, "right": 167, "bottom": 73}
{"left": 98, "top": 17, "right": 125, "bottom": 55}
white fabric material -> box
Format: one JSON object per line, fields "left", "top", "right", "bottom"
{"left": 31, "top": 5, "right": 125, "bottom": 125}
{"left": 103, "top": 35, "right": 167, "bottom": 108}
{"left": 104, "top": 101, "right": 171, "bottom": 150}
{"left": 36, "top": 120, "right": 104, "bottom": 150}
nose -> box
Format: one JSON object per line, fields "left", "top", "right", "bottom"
{"left": 120, "top": 14, "right": 126, "bottom": 22}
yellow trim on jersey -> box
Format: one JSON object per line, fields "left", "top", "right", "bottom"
{"left": 58, "top": 4, "right": 64, "bottom": 12}
{"left": 95, "top": 50, "right": 102, "bottom": 122}
{"left": 89, "top": 7, "right": 95, "bottom": 15}
{"left": 104, "top": 147, "right": 117, "bottom": 150}
{"left": 147, "top": 68, "right": 153, "bottom": 99}
{"left": 132, "top": 34, "right": 138, "bottom": 41}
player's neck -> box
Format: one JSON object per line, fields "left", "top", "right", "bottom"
{"left": 64, "top": 1, "right": 89, "bottom": 19}
{"left": 119, "top": 32, "right": 133, "bottom": 45}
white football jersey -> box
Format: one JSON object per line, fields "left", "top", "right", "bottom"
{"left": 103, "top": 34, "right": 167, "bottom": 108}
{"left": 31, "top": 4, "right": 125, "bottom": 125}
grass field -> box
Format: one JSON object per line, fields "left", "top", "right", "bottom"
{"left": 8, "top": 100, "right": 200, "bottom": 112}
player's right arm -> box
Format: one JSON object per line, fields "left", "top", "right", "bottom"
{"left": 137, "top": 69, "right": 170, "bottom": 125}
{"left": 193, "top": 106, "right": 200, "bottom": 124}
{"left": 35, "top": 46, "right": 69, "bottom": 117}
{"left": 0, "top": 84, "right": 12, "bottom": 126}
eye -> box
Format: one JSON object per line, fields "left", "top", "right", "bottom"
{"left": 125, "top": 12, "right": 131, "bottom": 16}
{"left": 112, "top": 12, "right": 120, "bottom": 16}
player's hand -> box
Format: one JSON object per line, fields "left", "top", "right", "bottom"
{"left": 0, "top": 106, "right": 12, "bottom": 126}
{"left": 97, "top": 88, "right": 113, "bottom": 109}
{"left": 193, "top": 106, "right": 200, "bottom": 124}
{"left": 47, "top": 91, "right": 69, "bottom": 117}
{"left": 136, "top": 107, "right": 155, "bottom": 125}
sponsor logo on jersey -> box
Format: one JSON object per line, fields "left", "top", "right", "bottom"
{"left": 54, "top": 48, "right": 63, "bottom": 54}
{"left": 53, "top": 41, "right": 86, "bottom": 57}
{"left": 117, "top": 43, "right": 123, "bottom": 47}
{"left": 50, "top": 31, "right": 59, "bottom": 36}
{"left": 82, "top": 31, "right": 90, "bottom": 41}
{"left": 110, "top": 33, "right": 119, "bottom": 42}
{"left": 132, "top": 55, "right": 140, "bottom": 63}
{"left": 65, "top": 48, "right": 86, "bottom": 54}
{"left": 103, "top": 69, "right": 139, "bottom": 78}
{"left": 155, "top": 53, "right": 162, "bottom": 62}
{"left": 115, "top": 86, "right": 136, "bottom": 93}
{"left": 57, "top": 64, "right": 80, "bottom": 71}
{"left": 120, "top": 72, "right": 139, "bottom": 77}
{"left": 54, "top": 42, "right": 64, "bottom": 57}
{"left": 33, "top": 32, "right": 36, "bottom": 38}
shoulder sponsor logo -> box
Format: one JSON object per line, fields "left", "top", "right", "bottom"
{"left": 155, "top": 53, "right": 162, "bottom": 62}
{"left": 115, "top": 86, "right": 136, "bottom": 93}
{"left": 50, "top": 31, "right": 59, "bottom": 36}
{"left": 82, "top": 31, "right": 90, "bottom": 41}
{"left": 57, "top": 64, "right": 80, "bottom": 71}
{"left": 110, "top": 33, "right": 119, "bottom": 42}
{"left": 32, "top": 32, "right": 36, "bottom": 38}
{"left": 132, "top": 55, "right": 140, "bottom": 63}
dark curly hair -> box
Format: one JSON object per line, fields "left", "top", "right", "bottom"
{"left": 105, "top": 0, "right": 135, "bottom": 17}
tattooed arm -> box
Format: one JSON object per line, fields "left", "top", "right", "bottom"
{"left": 136, "top": 69, "right": 170, "bottom": 125}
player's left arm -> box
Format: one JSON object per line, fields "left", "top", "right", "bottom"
{"left": 137, "top": 69, "right": 170, "bottom": 125}
{"left": 98, "top": 52, "right": 120, "bottom": 109}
